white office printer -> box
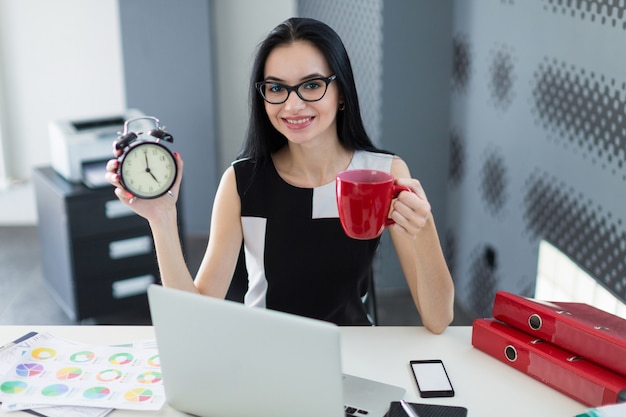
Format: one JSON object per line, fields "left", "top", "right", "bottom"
{"left": 49, "top": 108, "right": 150, "bottom": 187}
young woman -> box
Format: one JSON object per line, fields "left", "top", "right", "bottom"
{"left": 106, "top": 17, "right": 454, "bottom": 332}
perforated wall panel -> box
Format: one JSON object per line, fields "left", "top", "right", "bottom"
{"left": 449, "top": 0, "right": 626, "bottom": 317}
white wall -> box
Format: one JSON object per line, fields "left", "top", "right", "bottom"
{"left": 0, "top": 0, "right": 126, "bottom": 181}
{"left": 0, "top": 43, "right": 9, "bottom": 189}
{"left": 213, "top": 0, "right": 296, "bottom": 171}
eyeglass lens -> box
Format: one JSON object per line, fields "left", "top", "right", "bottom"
{"left": 259, "top": 77, "right": 332, "bottom": 104}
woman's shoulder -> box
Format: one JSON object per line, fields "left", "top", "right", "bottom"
{"left": 230, "top": 157, "right": 275, "bottom": 194}
{"left": 231, "top": 157, "right": 258, "bottom": 176}
{"left": 231, "top": 157, "right": 253, "bottom": 169}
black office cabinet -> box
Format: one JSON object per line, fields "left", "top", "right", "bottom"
{"left": 33, "top": 166, "right": 183, "bottom": 322}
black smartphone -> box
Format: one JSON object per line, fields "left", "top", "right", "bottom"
{"left": 409, "top": 359, "right": 455, "bottom": 398}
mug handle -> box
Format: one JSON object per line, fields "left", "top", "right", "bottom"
{"left": 385, "top": 185, "right": 413, "bottom": 227}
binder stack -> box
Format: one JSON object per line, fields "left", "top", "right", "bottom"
{"left": 471, "top": 291, "right": 626, "bottom": 407}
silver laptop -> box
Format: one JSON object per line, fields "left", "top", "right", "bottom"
{"left": 147, "top": 284, "right": 405, "bottom": 417}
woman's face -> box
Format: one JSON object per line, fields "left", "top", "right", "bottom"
{"left": 262, "top": 40, "right": 340, "bottom": 147}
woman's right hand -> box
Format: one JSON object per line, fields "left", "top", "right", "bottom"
{"left": 104, "top": 142, "right": 184, "bottom": 224}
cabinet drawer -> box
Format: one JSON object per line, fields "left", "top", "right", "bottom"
{"left": 67, "top": 193, "right": 147, "bottom": 238}
{"left": 74, "top": 266, "right": 158, "bottom": 320}
{"left": 72, "top": 232, "right": 157, "bottom": 277}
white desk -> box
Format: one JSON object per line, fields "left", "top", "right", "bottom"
{"left": 0, "top": 326, "right": 587, "bottom": 416}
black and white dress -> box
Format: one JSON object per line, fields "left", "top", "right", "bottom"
{"left": 233, "top": 150, "right": 393, "bottom": 325}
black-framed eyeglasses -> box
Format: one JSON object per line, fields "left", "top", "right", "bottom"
{"left": 255, "top": 74, "right": 337, "bottom": 104}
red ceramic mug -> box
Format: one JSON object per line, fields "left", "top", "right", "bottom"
{"left": 336, "top": 169, "right": 412, "bottom": 240}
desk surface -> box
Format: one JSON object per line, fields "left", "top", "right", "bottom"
{"left": 0, "top": 325, "right": 586, "bottom": 417}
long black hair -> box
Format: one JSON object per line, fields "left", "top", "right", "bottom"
{"left": 237, "top": 17, "right": 382, "bottom": 163}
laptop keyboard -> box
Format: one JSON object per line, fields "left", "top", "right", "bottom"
{"left": 345, "top": 405, "right": 369, "bottom": 416}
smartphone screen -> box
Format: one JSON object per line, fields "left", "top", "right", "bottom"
{"left": 410, "top": 359, "right": 455, "bottom": 398}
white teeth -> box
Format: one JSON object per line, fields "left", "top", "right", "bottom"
{"left": 286, "top": 117, "right": 311, "bottom": 125}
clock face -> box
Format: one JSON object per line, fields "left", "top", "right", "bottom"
{"left": 119, "top": 142, "right": 177, "bottom": 199}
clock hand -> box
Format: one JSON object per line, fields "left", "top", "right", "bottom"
{"left": 142, "top": 150, "right": 161, "bottom": 184}
{"left": 148, "top": 171, "right": 160, "bottom": 184}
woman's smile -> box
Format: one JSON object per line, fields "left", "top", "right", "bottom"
{"left": 283, "top": 116, "right": 315, "bottom": 129}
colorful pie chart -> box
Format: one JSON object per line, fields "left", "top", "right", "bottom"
{"left": 41, "top": 384, "right": 69, "bottom": 397}
{"left": 124, "top": 387, "right": 153, "bottom": 402}
{"left": 0, "top": 381, "right": 28, "bottom": 394}
{"left": 147, "top": 354, "right": 160, "bottom": 367}
{"left": 15, "top": 363, "right": 44, "bottom": 377}
{"left": 109, "top": 352, "right": 134, "bottom": 366}
{"left": 136, "top": 371, "right": 162, "bottom": 384}
{"left": 70, "top": 351, "right": 95, "bottom": 363}
{"left": 96, "top": 369, "right": 123, "bottom": 382}
{"left": 56, "top": 367, "right": 83, "bottom": 380}
{"left": 83, "top": 386, "right": 111, "bottom": 400}
{"left": 31, "top": 347, "right": 56, "bottom": 360}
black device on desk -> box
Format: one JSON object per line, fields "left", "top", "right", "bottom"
{"left": 386, "top": 401, "right": 467, "bottom": 417}
{"left": 410, "top": 360, "right": 455, "bottom": 398}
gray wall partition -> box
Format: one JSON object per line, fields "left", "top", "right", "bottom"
{"left": 118, "top": 0, "right": 219, "bottom": 236}
{"left": 379, "top": 1, "right": 453, "bottom": 290}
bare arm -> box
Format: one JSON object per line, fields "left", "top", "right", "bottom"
{"left": 388, "top": 157, "right": 455, "bottom": 334}
{"left": 193, "top": 166, "right": 243, "bottom": 297}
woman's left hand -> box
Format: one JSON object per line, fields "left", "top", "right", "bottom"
{"left": 389, "top": 178, "right": 432, "bottom": 239}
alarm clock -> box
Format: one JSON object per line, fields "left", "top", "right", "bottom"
{"left": 115, "top": 116, "right": 177, "bottom": 199}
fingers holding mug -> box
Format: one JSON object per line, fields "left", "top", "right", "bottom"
{"left": 395, "top": 178, "right": 428, "bottom": 201}
{"left": 390, "top": 179, "right": 431, "bottom": 236}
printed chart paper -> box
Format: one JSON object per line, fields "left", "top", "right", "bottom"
{"left": 0, "top": 332, "right": 164, "bottom": 411}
